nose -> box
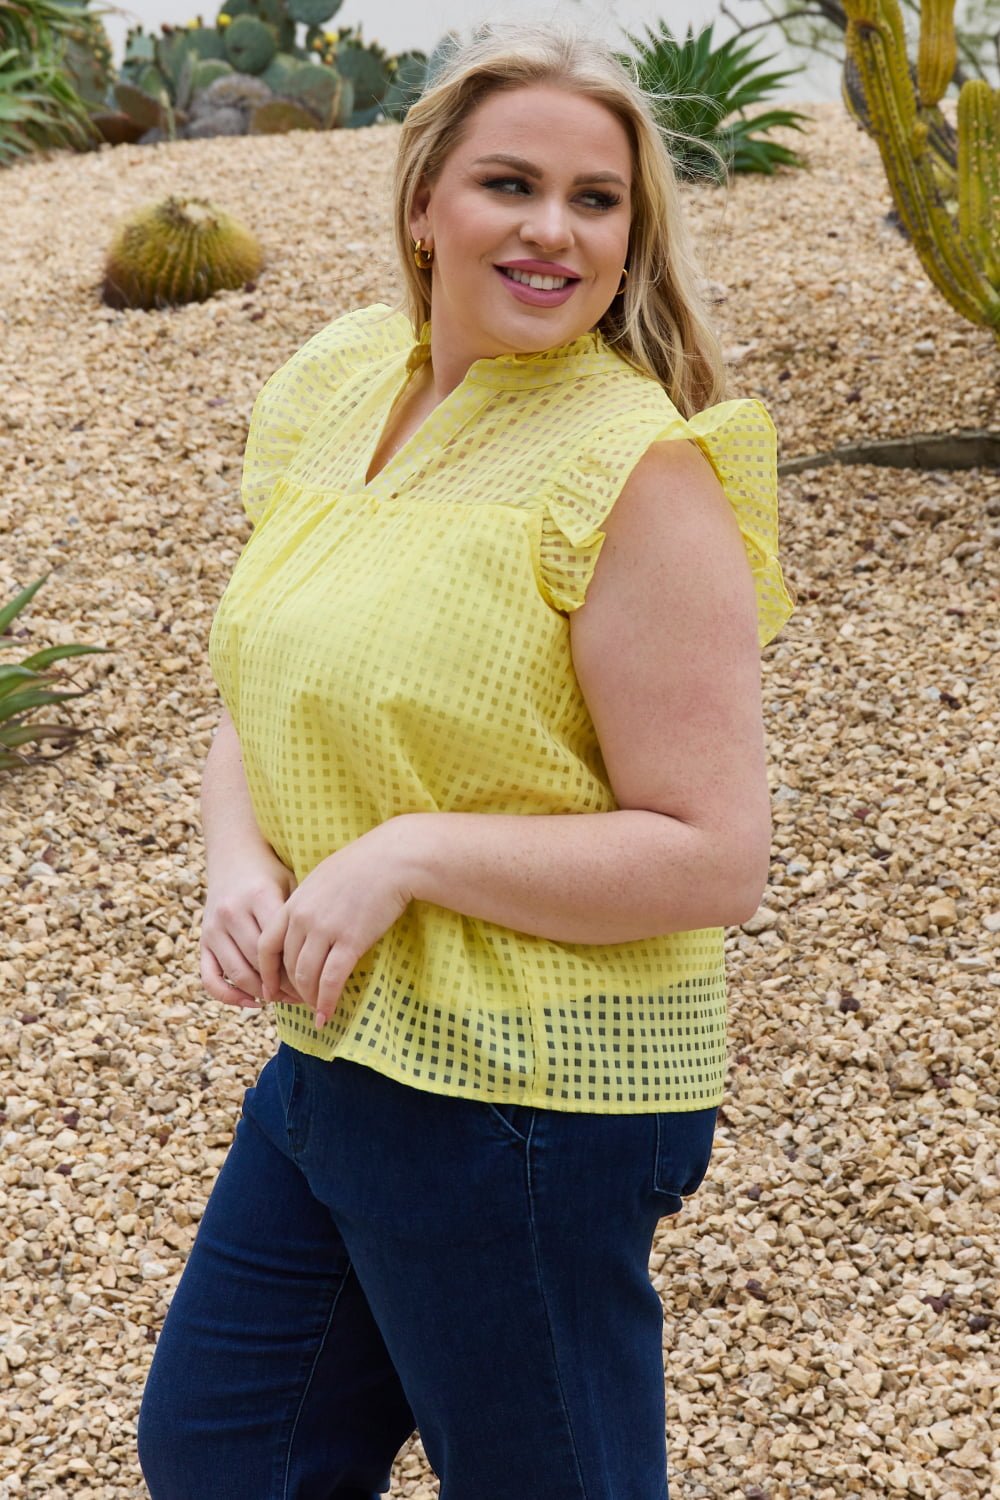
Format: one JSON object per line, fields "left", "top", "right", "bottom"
{"left": 519, "top": 194, "right": 574, "bottom": 251}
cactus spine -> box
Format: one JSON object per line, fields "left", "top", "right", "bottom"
{"left": 843, "top": 0, "right": 999, "bottom": 341}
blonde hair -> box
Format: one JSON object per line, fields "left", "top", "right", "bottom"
{"left": 389, "top": 16, "right": 731, "bottom": 417}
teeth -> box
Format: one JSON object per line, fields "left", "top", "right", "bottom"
{"left": 503, "top": 267, "right": 571, "bottom": 290}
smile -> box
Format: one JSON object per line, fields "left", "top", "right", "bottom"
{"left": 499, "top": 267, "right": 574, "bottom": 290}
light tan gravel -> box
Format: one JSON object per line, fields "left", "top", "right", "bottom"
{"left": 1, "top": 102, "right": 998, "bottom": 1499}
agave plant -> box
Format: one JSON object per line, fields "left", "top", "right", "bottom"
{"left": 616, "top": 18, "right": 814, "bottom": 183}
{"left": 0, "top": 574, "right": 110, "bottom": 773}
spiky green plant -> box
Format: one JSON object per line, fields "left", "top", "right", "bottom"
{"left": 102, "top": 195, "right": 263, "bottom": 310}
{"left": 0, "top": 575, "right": 110, "bottom": 774}
{"left": 0, "top": 0, "right": 104, "bottom": 166}
{"left": 615, "top": 18, "right": 814, "bottom": 183}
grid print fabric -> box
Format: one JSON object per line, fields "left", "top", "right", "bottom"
{"left": 208, "top": 302, "right": 795, "bottom": 1113}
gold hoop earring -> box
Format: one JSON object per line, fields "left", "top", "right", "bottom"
{"left": 413, "top": 237, "right": 434, "bottom": 269}
{"left": 614, "top": 266, "right": 629, "bottom": 297}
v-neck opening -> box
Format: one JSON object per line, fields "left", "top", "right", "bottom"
{"left": 349, "top": 314, "right": 621, "bottom": 497}
{"left": 351, "top": 359, "right": 486, "bottom": 498}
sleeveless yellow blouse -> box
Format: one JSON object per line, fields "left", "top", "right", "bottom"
{"left": 208, "top": 302, "right": 794, "bottom": 1112}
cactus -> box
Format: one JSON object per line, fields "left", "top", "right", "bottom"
{"left": 842, "top": 0, "right": 999, "bottom": 341}
{"left": 261, "top": 50, "right": 302, "bottom": 91}
{"left": 958, "top": 80, "right": 1000, "bottom": 287}
{"left": 114, "top": 80, "right": 168, "bottom": 133}
{"left": 105, "top": 7, "right": 428, "bottom": 141}
{"left": 381, "top": 50, "right": 428, "bottom": 122}
{"left": 57, "top": 13, "right": 116, "bottom": 107}
{"left": 224, "top": 14, "right": 278, "bottom": 74}
{"left": 917, "top": 0, "right": 956, "bottom": 107}
{"left": 102, "top": 196, "right": 263, "bottom": 310}
{"left": 334, "top": 73, "right": 354, "bottom": 127}
{"left": 288, "top": 0, "right": 342, "bottom": 25}
{"left": 280, "top": 61, "right": 342, "bottom": 126}
{"left": 191, "top": 57, "right": 234, "bottom": 95}
{"left": 335, "top": 36, "right": 392, "bottom": 125}
{"left": 250, "top": 98, "right": 323, "bottom": 132}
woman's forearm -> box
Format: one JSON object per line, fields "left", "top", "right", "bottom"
{"left": 201, "top": 713, "right": 277, "bottom": 880}
{"left": 392, "top": 809, "right": 768, "bottom": 946}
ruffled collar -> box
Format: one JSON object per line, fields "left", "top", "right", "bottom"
{"left": 402, "top": 315, "right": 615, "bottom": 388}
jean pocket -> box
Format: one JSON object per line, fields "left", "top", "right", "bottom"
{"left": 653, "top": 1105, "right": 718, "bottom": 1208}
{"left": 485, "top": 1099, "right": 536, "bottom": 1144}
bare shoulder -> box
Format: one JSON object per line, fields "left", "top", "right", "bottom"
{"left": 571, "top": 435, "right": 756, "bottom": 634}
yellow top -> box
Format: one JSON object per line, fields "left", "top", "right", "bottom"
{"left": 208, "top": 302, "right": 794, "bottom": 1113}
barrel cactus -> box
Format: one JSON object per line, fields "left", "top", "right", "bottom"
{"left": 102, "top": 196, "right": 263, "bottom": 310}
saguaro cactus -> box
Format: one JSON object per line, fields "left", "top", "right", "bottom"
{"left": 842, "top": 0, "right": 999, "bottom": 343}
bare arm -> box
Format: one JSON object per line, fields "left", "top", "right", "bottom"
{"left": 201, "top": 706, "right": 278, "bottom": 882}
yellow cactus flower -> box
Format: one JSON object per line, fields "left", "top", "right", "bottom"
{"left": 218, "top": 13, "right": 231, "bottom": 26}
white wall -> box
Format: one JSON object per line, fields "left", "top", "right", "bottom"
{"left": 94, "top": 0, "right": 846, "bottom": 102}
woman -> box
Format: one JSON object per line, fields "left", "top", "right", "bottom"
{"left": 138, "top": 18, "right": 793, "bottom": 1500}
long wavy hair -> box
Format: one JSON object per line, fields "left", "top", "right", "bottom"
{"left": 389, "top": 17, "right": 731, "bottom": 417}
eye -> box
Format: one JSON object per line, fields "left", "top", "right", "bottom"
{"left": 481, "top": 177, "right": 622, "bottom": 210}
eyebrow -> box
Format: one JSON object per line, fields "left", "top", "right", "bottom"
{"left": 471, "top": 153, "right": 629, "bottom": 189}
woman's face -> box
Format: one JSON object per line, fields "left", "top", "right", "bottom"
{"left": 409, "top": 82, "right": 633, "bottom": 372}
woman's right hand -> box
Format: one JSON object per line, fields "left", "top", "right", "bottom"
{"left": 200, "top": 851, "right": 308, "bottom": 1011}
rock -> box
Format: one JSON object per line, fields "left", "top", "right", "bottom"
{"left": 742, "top": 907, "right": 779, "bottom": 935}
{"left": 891, "top": 1055, "right": 931, "bottom": 1091}
{"left": 928, "top": 895, "right": 958, "bottom": 927}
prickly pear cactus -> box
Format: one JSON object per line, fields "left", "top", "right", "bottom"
{"left": 114, "top": 80, "right": 167, "bottom": 133}
{"left": 261, "top": 51, "right": 302, "bottom": 92}
{"left": 289, "top": 0, "right": 343, "bottom": 26}
{"left": 280, "top": 61, "right": 342, "bottom": 126}
{"left": 250, "top": 98, "right": 322, "bottom": 132}
{"left": 381, "top": 50, "right": 427, "bottom": 122}
{"left": 58, "top": 13, "right": 115, "bottom": 107}
{"left": 102, "top": 196, "right": 263, "bottom": 311}
{"left": 224, "top": 14, "right": 278, "bottom": 74}
{"left": 335, "top": 40, "right": 391, "bottom": 124}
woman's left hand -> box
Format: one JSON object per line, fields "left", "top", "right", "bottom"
{"left": 256, "top": 817, "right": 416, "bottom": 1029}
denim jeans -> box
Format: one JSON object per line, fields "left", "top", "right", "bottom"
{"left": 137, "top": 1042, "right": 717, "bottom": 1500}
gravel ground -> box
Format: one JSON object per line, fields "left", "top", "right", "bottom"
{"left": 1, "top": 102, "right": 998, "bottom": 1499}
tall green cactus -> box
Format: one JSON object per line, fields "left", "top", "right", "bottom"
{"left": 842, "top": 0, "right": 999, "bottom": 342}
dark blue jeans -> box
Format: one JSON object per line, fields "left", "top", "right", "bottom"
{"left": 138, "top": 1042, "right": 717, "bottom": 1500}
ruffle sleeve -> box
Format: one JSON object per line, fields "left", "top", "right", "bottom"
{"left": 534, "top": 396, "right": 795, "bottom": 648}
{"left": 240, "top": 302, "right": 405, "bottom": 528}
